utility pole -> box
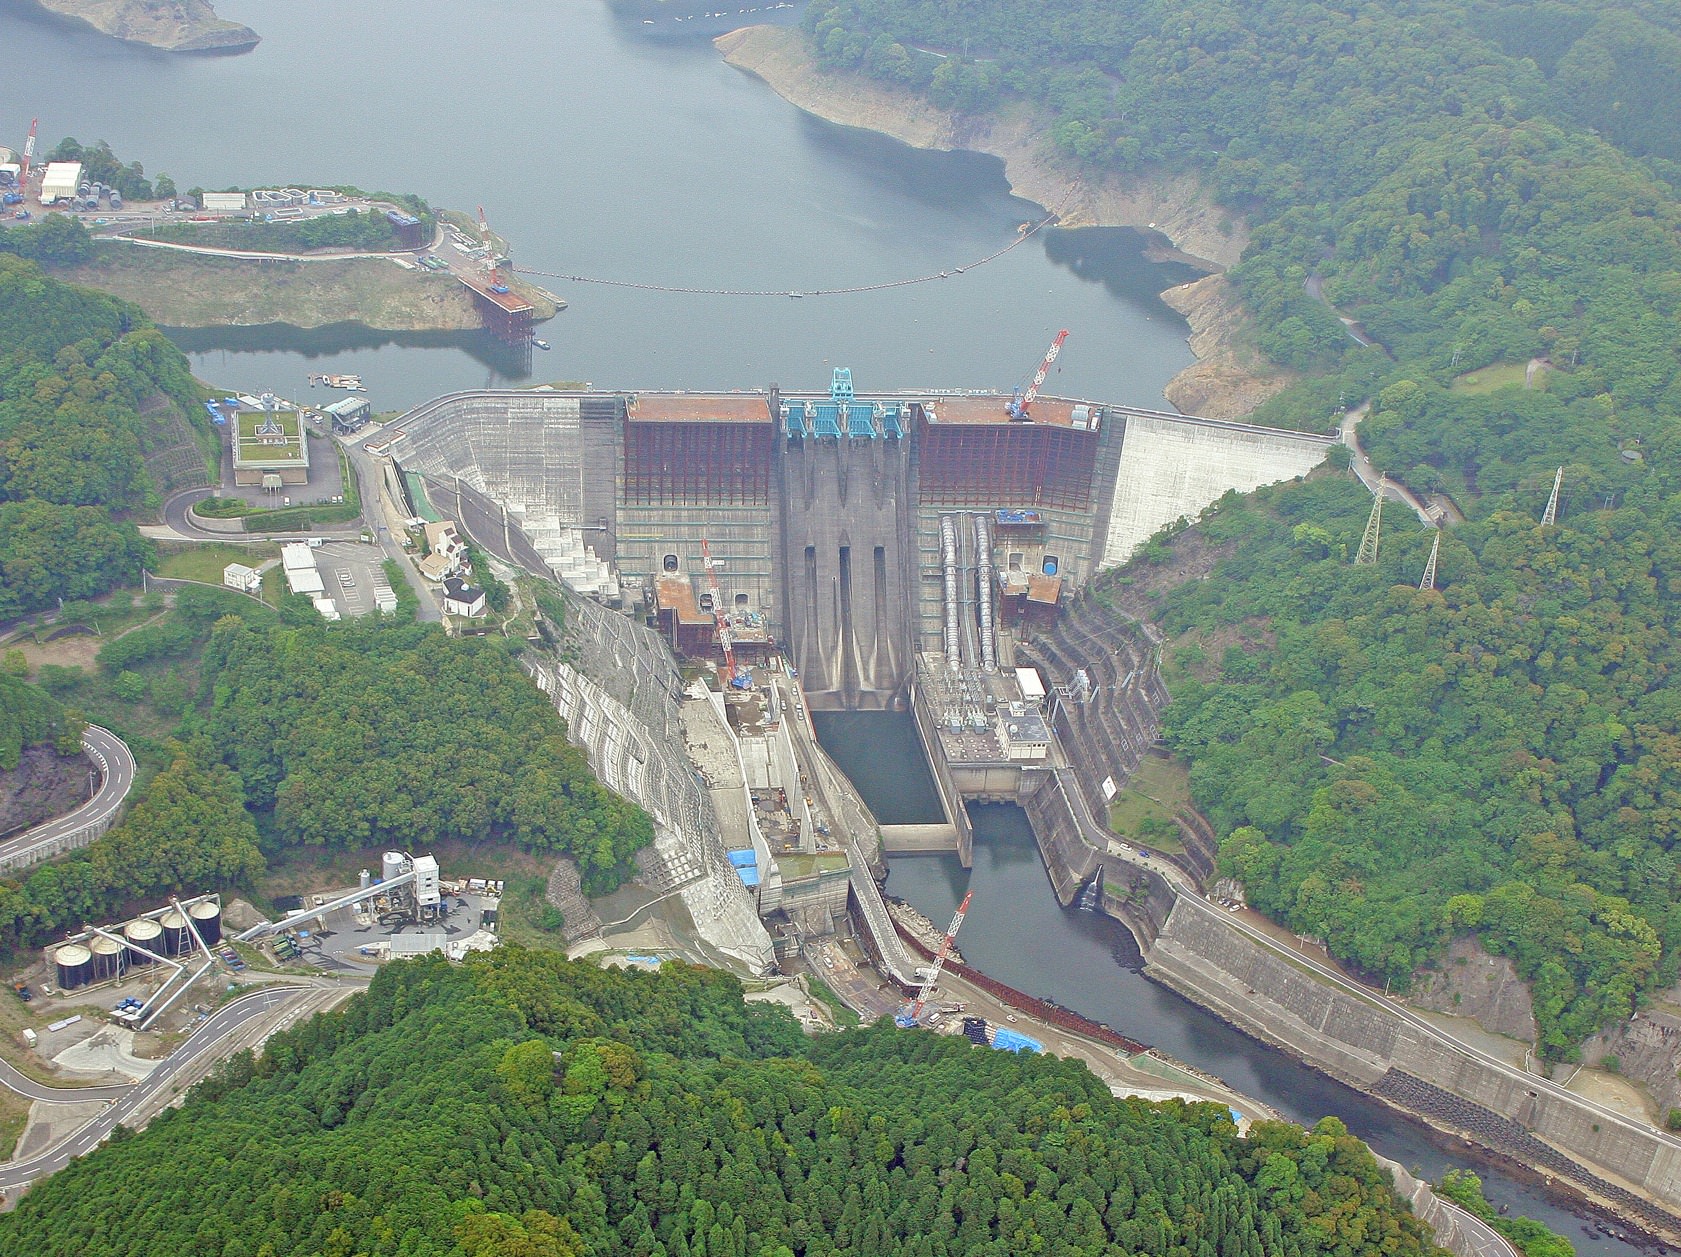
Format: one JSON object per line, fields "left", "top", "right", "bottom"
{"left": 1355, "top": 482, "right": 1385, "bottom": 565}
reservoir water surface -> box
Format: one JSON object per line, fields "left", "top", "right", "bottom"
{"left": 0, "top": 3, "right": 1644, "bottom": 1248}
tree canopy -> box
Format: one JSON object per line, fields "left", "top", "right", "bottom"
{"left": 805, "top": 0, "right": 1681, "bottom": 1049}
{"left": 0, "top": 948, "right": 1450, "bottom": 1257}
{"left": 0, "top": 255, "right": 207, "bottom": 616}
{"left": 196, "top": 616, "right": 652, "bottom": 894}
{"left": 1136, "top": 474, "right": 1680, "bottom": 1054}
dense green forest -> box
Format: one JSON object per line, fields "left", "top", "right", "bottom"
{"left": 196, "top": 615, "right": 652, "bottom": 893}
{"left": 1140, "top": 476, "right": 1679, "bottom": 1053}
{"left": 0, "top": 949, "right": 1449, "bottom": 1257}
{"left": 0, "top": 674, "right": 83, "bottom": 772}
{"left": 804, "top": 0, "right": 1681, "bottom": 1047}
{"left": 0, "top": 254, "right": 204, "bottom": 616}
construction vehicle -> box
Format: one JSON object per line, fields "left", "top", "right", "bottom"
{"left": 1007, "top": 330, "right": 1070, "bottom": 421}
{"left": 896, "top": 890, "right": 972, "bottom": 1028}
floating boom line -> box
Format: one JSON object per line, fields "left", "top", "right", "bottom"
{"left": 512, "top": 213, "right": 1059, "bottom": 299}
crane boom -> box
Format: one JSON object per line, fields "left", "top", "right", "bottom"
{"left": 1007, "top": 329, "right": 1069, "bottom": 420}
{"left": 21, "top": 118, "right": 39, "bottom": 188}
{"left": 897, "top": 890, "right": 972, "bottom": 1026}
{"left": 477, "top": 205, "right": 508, "bottom": 292}
{"left": 700, "top": 536, "right": 743, "bottom": 688}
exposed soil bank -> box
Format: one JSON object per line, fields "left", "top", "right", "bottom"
{"left": 716, "top": 25, "right": 1292, "bottom": 417}
{"left": 24, "top": 0, "right": 258, "bottom": 51}
{"left": 0, "top": 745, "right": 88, "bottom": 841}
{"left": 53, "top": 246, "right": 557, "bottom": 332}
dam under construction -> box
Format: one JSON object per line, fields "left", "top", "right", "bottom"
{"left": 376, "top": 374, "right": 1681, "bottom": 1240}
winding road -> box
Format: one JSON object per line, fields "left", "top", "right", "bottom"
{"left": 0, "top": 985, "right": 308, "bottom": 1193}
{"left": 0, "top": 726, "right": 136, "bottom": 875}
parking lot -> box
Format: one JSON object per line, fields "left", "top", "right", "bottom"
{"left": 310, "top": 541, "right": 395, "bottom": 618}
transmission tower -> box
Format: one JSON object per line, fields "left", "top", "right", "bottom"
{"left": 1419, "top": 531, "right": 1440, "bottom": 591}
{"left": 1355, "top": 482, "right": 1385, "bottom": 565}
{"left": 1542, "top": 466, "right": 1563, "bottom": 526}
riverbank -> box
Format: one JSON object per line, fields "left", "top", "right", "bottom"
{"left": 715, "top": 24, "right": 1293, "bottom": 418}
{"left": 51, "top": 243, "right": 558, "bottom": 332}
{"left": 23, "top": 0, "right": 258, "bottom": 51}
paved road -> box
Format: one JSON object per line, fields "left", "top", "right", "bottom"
{"left": 0, "top": 986, "right": 306, "bottom": 1193}
{"left": 336, "top": 436, "right": 441, "bottom": 621}
{"left": 1339, "top": 404, "right": 1448, "bottom": 527}
{"left": 0, "top": 727, "right": 135, "bottom": 874}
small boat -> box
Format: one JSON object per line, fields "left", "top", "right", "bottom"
{"left": 320, "top": 373, "right": 365, "bottom": 391}
{"left": 532, "top": 339, "right": 551, "bottom": 351}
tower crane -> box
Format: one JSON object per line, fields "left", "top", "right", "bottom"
{"left": 1007, "top": 329, "right": 1069, "bottom": 421}
{"left": 477, "top": 205, "right": 509, "bottom": 293}
{"left": 700, "top": 536, "right": 749, "bottom": 689}
{"left": 896, "top": 890, "right": 972, "bottom": 1028}
{"left": 20, "top": 118, "right": 39, "bottom": 193}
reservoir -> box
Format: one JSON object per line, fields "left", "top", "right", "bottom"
{"left": 1, "top": 0, "right": 1201, "bottom": 411}
{"left": 818, "top": 713, "right": 1640, "bottom": 1257}
{"left": 0, "top": 1, "right": 1639, "bottom": 1246}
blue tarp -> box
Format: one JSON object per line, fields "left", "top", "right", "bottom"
{"left": 726, "top": 850, "right": 757, "bottom": 868}
{"left": 990, "top": 1028, "right": 1044, "bottom": 1054}
{"left": 735, "top": 866, "right": 761, "bottom": 887}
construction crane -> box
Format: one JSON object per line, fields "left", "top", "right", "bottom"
{"left": 477, "top": 206, "right": 509, "bottom": 293}
{"left": 700, "top": 536, "right": 749, "bottom": 690}
{"left": 20, "top": 117, "right": 39, "bottom": 191}
{"left": 1007, "top": 329, "right": 1069, "bottom": 421}
{"left": 896, "top": 890, "right": 972, "bottom": 1028}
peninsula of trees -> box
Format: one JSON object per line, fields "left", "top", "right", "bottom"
{"left": 0, "top": 948, "right": 1452, "bottom": 1257}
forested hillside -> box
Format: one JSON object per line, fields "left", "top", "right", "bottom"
{"left": 805, "top": 0, "right": 1681, "bottom": 1048}
{"left": 0, "top": 674, "right": 83, "bottom": 772}
{"left": 1141, "top": 478, "right": 1679, "bottom": 1053}
{"left": 0, "top": 253, "right": 202, "bottom": 617}
{"left": 0, "top": 948, "right": 1449, "bottom": 1257}
{"left": 197, "top": 615, "right": 652, "bottom": 894}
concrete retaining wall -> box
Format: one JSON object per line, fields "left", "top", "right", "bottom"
{"left": 1102, "top": 411, "right": 1332, "bottom": 566}
{"left": 1144, "top": 897, "right": 1681, "bottom": 1235}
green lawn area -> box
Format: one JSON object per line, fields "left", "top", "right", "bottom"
{"left": 155, "top": 542, "right": 278, "bottom": 585}
{"left": 1450, "top": 361, "right": 1537, "bottom": 394}
{"left": 1108, "top": 754, "right": 1191, "bottom": 853}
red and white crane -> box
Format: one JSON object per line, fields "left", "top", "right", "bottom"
{"left": 20, "top": 117, "right": 39, "bottom": 190}
{"left": 477, "top": 205, "right": 509, "bottom": 292}
{"left": 700, "top": 536, "right": 746, "bottom": 689}
{"left": 1007, "top": 329, "right": 1070, "bottom": 421}
{"left": 896, "top": 890, "right": 972, "bottom": 1027}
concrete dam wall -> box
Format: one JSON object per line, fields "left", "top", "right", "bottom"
{"left": 776, "top": 436, "right": 917, "bottom": 709}
{"left": 1101, "top": 410, "right": 1333, "bottom": 566}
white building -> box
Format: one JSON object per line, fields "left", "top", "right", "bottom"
{"left": 282, "top": 543, "right": 325, "bottom": 597}
{"left": 222, "top": 563, "right": 262, "bottom": 594}
{"left": 442, "top": 576, "right": 487, "bottom": 618}
{"left": 40, "top": 162, "right": 84, "bottom": 205}
{"left": 201, "top": 191, "right": 248, "bottom": 213}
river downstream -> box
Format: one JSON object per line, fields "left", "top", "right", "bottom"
{"left": 0, "top": 0, "right": 1645, "bottom": 1246}
{"left": 815, "top": 712, "right": 1644, "bottom": 1257}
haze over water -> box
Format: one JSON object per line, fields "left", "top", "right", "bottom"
{"left": 0, "top": 3, "right": 1647, "bottom": 1249}
{"left": 2, "top": 0, "right": 1200, "bottom": 410}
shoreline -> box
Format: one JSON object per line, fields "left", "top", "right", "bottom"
{"left": 21, "top": 0, "right": 258, "bottom": 51}
{"left": 715, "top": 25, "right": 1293, "bottom": 419}
{"left": 52, "top": 246, "right": 558, "bottom": 334}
